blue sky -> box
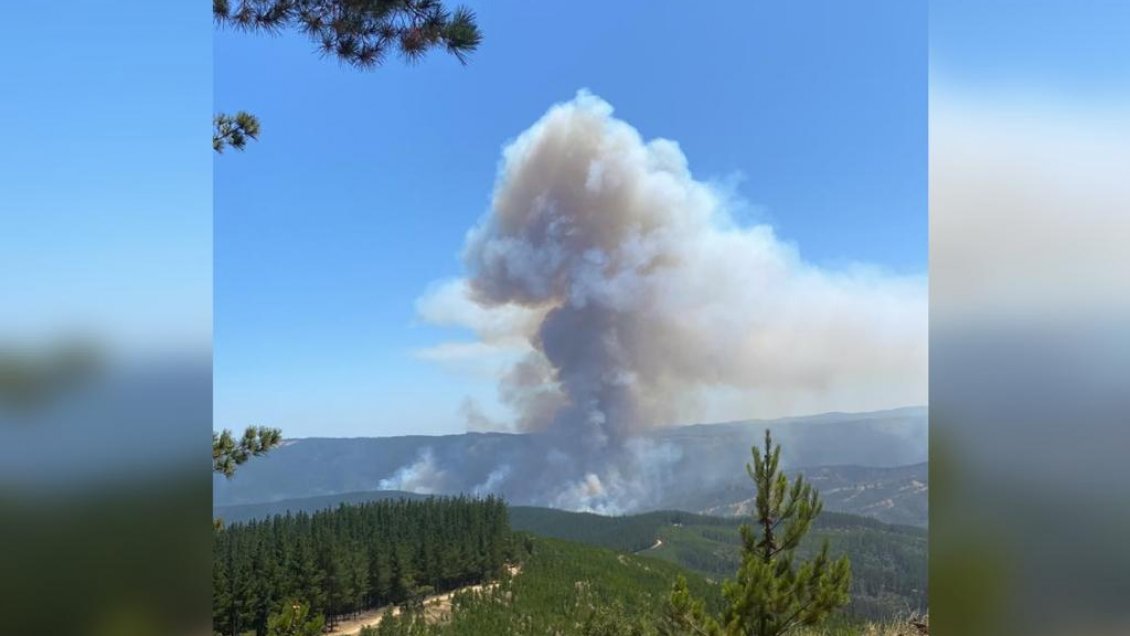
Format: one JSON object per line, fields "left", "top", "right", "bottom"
{"left": 214, "top": 0, "right": 926, "bottom": 437}
{"left": 931, "top": 0, "right": 1130, "bottom": 95}
{"left": 1, "top": 2, "right": 211, "bottom": 351}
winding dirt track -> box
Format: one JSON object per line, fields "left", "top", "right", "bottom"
{"left": 331, "top": 565, "right": 521, "bottom": 635}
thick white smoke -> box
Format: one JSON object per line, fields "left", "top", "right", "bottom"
{"left": 416, "top": 91, "right": 926, "bottom": 511}
{"left": 377, "top": 447, "right": 448, "bottom": 494}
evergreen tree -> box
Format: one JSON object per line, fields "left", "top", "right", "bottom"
{"left": 267, "top": 600, "right": 325, "bottom": 636}
{"left": 662, "top": 576, "right": 721, "bottom": 635}
{"left": 213, "top": 548, "right": 234, "bottom": 636}
{"left": 227, "top": 540, "right": 256, "bottom": 636}
{"left": 292, "top": 535, "right": 327, "bottom": 617}
{"left": 667, "top": 430, "right": 851, "bottom": 636}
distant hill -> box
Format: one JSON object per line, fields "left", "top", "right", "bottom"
{"left": 214, "top": 463, "right": 927, "bottom": 528}
{"left": 667, "top": 462, "right": 928, "bottom": 527}
{"left": 214, "top": 406, "right": 926, "bottom": 525}
{"left": 213, "top": 489, "right": 430, "bottom": 524}
{"left": 509, "top": 507, "right": 927, "bottom": 621}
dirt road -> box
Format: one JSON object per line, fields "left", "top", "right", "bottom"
{"left": 331, "top": 565, "right": 521, "bottom": 635}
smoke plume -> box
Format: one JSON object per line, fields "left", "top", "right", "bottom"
{"left": 416, "top": 91, "right": 926, "bottom": 511}
{"left": 377, "top": 447, "right": 448, "bottom": 494}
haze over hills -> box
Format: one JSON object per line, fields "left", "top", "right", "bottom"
{"left": 673, "top": 462, "right": 928, "bottom": 527}
{"left": 508, "top": 507, "right": 927, "bottom": 620}
{"left": 214, "top": 407, "right": 927, "bottom": 526}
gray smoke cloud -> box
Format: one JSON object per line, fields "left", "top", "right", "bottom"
{"left": 377, "top": 447, "right": 448, "bottom": 494}
{"left": 415, "top": 91, "right": 926, "bottom": 511}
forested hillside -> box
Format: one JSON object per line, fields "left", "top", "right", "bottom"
{"left": 214, "top": 495, "right": 924, "bottom": 628}
{"left": 510, "top": 507, "right": 927, "bottom": 620}
{"left": 212, "top": 497, "right": 511, "bottom": 636}
{"left": 214, "top": 498, "right": 925, "bottom": 634}
{"left": 364, "top": 534, "right": 725, "bottom": 635}
{"left": 362, "top": 534, "right": 894, "bottom": 636}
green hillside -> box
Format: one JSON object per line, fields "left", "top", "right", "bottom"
{"left": 214, "top": 495, "right": 924, "bottom": 634}
{"left": 510, "top": 507, "right": 926, "bottom": 620}
{"left": 418, "top": 534, "right": 724, "bottom": 635}
{"left": 214, "top": 494, "right": 925, "bottom": 622}
{"left": 367, "top": 534, "right": 878, "bottom": 635}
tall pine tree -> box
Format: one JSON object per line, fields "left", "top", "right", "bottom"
{"left": 666, "top": 430, "right": 851, "bottom": 636}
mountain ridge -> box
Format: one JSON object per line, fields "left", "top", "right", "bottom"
{"left": 270, "top": 405, "right": 926, "bottom": 442}
{"left": 214, "top": 407, "right": 927, "bottom": 525}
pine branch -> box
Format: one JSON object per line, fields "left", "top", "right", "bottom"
{"left": 213, "top": 425, "right": 282, "bottom": 477}
{"left": 214, "top": 111, "right": 261, "bottom": 153}
{"left": 214, "top": 0, "right": 482, "bottom": 69}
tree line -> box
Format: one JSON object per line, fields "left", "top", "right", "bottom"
{"left": 213, "top": 496, "right": 511, "bottom": 635}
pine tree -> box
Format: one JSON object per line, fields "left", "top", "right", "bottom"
{"left": 227, "top": 539, "right": 256, "bottom": 636}
{"left": 667, "top": 430, "right": 851, "bottom": 636}
{"left": 662, "top": 576, "right": 721, "bottom": 635}
{"left": 369, "top": 545, "right": 392, "bottom": 605}
{"left": 266, "top": 600, "right": 325, "bottom": 636}
{"left": 213, "top": 548, "right": 234, "bottom": 636}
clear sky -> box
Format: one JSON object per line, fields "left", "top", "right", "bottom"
{"left": 214, "top": 0, "right": 927, "bottom": 438}
{"left": 931, "top": 0, "right": 1130, "bottom": 95}
{"left": 2, "top": 2, "right": 211, "bottom": 352}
